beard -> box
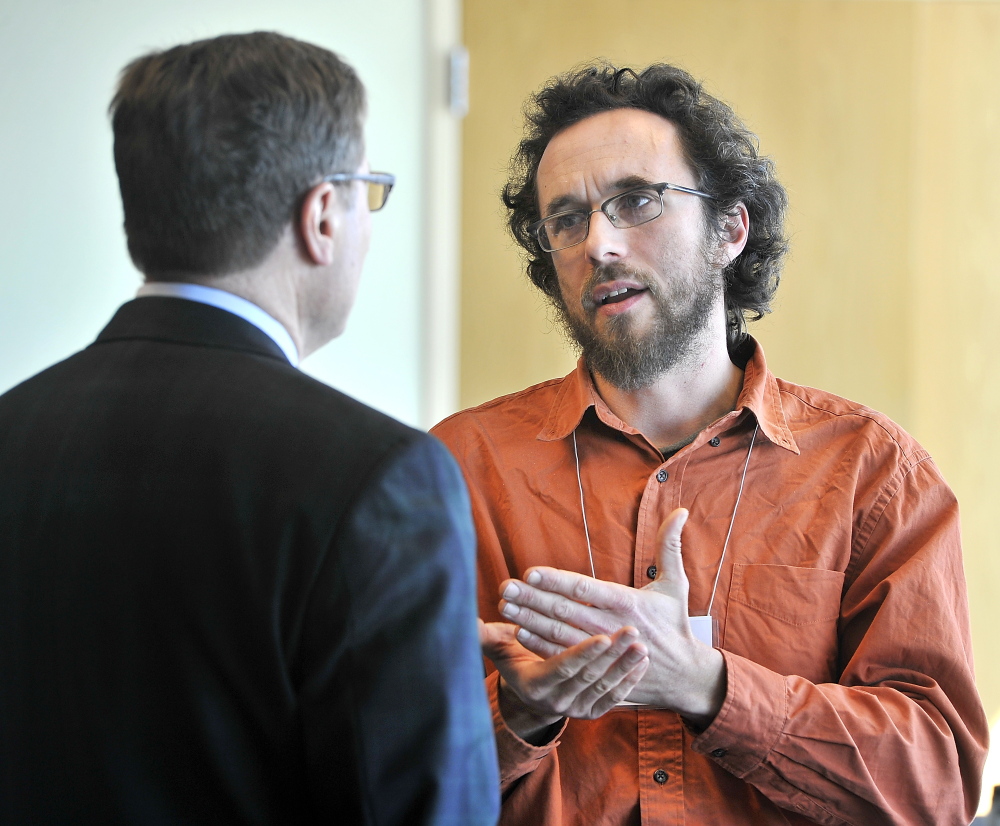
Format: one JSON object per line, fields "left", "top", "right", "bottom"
{"left": 555, "top": 259, "right": 724, "bottom": 392}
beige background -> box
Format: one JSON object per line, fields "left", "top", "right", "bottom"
{"left": 460, "top": 0, "right": 1000, "bottom": 799}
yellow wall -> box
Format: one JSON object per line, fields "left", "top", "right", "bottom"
{"left": 461, "top": 0, "right": 999, "bottom": 779}
{"left": 910, "top": 0, "right": 1000, "bottom": 757}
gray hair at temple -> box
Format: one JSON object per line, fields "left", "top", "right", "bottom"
{"left": 110, "top": 31, "right": 366, "bottom": 279}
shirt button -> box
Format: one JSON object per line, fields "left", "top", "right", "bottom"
{"left": 711, "top": 748, "right": 728, "bottom": 759}
{"left": 646, "top": 564, "right": 657, "bottom": 580}
{"left": 709, "top": 436, "right": 721, "bottom": 447}
{"left": 656, "top": 469, "right": 668, "bottom": 483}
{"left": 652, "top": 769, "right": 668, "bottom": 784}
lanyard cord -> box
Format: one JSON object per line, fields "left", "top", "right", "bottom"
{"left": 573, "top": 419, "right": 760, "bottom": 611}
{"left": 572, "top": 429, "right": 597, "bottom": 578}
{"left": 706, "top": 420, "right": 759, "bottom": 616}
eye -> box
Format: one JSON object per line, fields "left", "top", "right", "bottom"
{"left": 618, "top": 191, "right": 654, "bottom": 210}
{"left": 609, "top": 188, "right": 662, "bottom": 226}
{"left": 613, "top": 190, "right": 657, "bottom": 216}
{"left": 546, "top": 211, "right": 587, "bottom": 236}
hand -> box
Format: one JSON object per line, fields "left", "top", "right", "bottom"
{"left": 497, "top": 508, "right": 726, "bottom": 726}
{"left": 479, "top": 619, "right": 649, "bottom": 742}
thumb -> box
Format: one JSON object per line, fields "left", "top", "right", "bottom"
{"left": 479, "top": 619, "right": 519, "bottom": 660}
{"left": 651, "top": 508, "right": 689, "bottom": 594}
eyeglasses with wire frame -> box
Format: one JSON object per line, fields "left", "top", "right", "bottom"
{"left": 529, "top": 181, "right": 713, "bottom": 253}
{"left": 322, "top": 171, "right": 396, "bottom": 211}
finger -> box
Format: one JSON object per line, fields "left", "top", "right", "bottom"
{"left": 514, "top": 626, "right": 566, "bottom": 658}
{"left": 586, "top": 657, "right": 650, "bottom": 717}
{"left": 506, "top": 570, "right": 638, "bottom": 619}
{"left": 651, "top": 508, "right": 689, "bottom": 593}
{"left": 568, "top": 626, "right": 646, "bottom": 689}
{"left": 510, "top": 631, "right": 645, "bottom": 721}
{"left": 561, "top": 628, "right": 649, "bottom": 713}
{"left": 524, "top": 633, "right": 617, "bottom": 695}
{"left": 500, "top": 595, "right": 598, "bottom": 645}
{"left": 478, "top": 620, "right": 519, "bottom": 660}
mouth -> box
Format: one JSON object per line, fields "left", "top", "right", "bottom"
{"left": 599, "top": 286, "right": 648, "bottom": 306}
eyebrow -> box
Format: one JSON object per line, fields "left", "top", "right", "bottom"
{"left": 540, "top": 174, "right": 658, "bottom": 217}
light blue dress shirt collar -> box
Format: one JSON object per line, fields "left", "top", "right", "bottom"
{"left": 135, "top": 282, "right": 300, "bottom": 367}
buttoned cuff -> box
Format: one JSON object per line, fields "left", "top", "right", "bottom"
{"left": 486, "top": 670, "right": 567, "bottom": 790}
{"left": 690, "top": 650, "right": 788, "bottom": 777}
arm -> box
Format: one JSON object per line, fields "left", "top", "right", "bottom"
{"left": 506, "top": 467, "right": 988, "bottom": 825}
{"left": 300, "top": 435, "right": 500, "bottom": 826}
{"left": 690, "top": 458, "right": 988, "bottom": 825}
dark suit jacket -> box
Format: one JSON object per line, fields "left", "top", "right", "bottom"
{"left": 0, "top": 297, "right": 499, "bottom": 825}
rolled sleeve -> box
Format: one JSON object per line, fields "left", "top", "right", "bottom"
{"left": 692, "top": 651, "right": 788, "bottom": 778}
{"left": 485, "top": 670, "right": 567, "bottom": 791}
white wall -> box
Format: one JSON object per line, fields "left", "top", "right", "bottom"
{"left": 0, "top": 0, "right": 432, "bottom": 425}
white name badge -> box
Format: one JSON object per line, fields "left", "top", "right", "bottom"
{"left": 689, "top": 614, "right": 718, "bottom": 647}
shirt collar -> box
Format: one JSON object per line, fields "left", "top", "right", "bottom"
{"left": 537, "top": 337, "right": 799, "bottom": 454}
{"left": 136, "top": 282, "right": 300, "bottom": 367}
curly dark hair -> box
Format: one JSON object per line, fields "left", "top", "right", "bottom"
{"left": 503, "top": 63, "right": 788, "bottom": 349}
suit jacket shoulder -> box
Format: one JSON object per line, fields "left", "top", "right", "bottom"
{"left": 0, "top": 297, "right": 500, "bottom": 825}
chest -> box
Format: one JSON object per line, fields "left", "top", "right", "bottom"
{"left": 490, "top": 430, "right": 857, "bottom": 683}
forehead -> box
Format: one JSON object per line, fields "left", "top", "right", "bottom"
{"left": 536, "top": 108, "right": 695, "bottom": 208}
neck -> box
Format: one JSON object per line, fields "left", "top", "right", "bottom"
{"left": 162, "top": 227, "right": 324, "bottom": 359}
{"left": 591, "top": 328, "right": 744, "bottom": 451}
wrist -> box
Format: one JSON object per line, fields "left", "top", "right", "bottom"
{"left": 679, "top": 647, "right": 727, "bottom": 729}
{"left": 498, "top": 677, "right": 564, "bottom": 746}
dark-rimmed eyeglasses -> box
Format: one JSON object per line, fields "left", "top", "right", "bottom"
{"left": 323, "top": 171, "right": 396, "bottom": 211}
{"left": 529, "top": 182, "right": 713, "bottom": 252}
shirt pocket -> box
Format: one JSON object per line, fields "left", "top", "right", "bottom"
{"left": 722, "top": 563, "right": 845, "bottom": 684}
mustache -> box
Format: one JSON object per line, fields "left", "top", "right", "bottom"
{"left": 580, "top": 262, "right": 656, "bottom": 310}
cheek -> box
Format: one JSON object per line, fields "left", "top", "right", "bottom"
{"left": 340, "top": 213, "right": 371, "bottom": 278}
{"left": 551, "top": 249, "right": 586, "bottom": 290}
{"left": 360, "top": 211, "right": 373, "bottom": 255}
{"left": 649, "top": 228, "right": 707, "bottom": 273}
{"left": 554, "top": 272, "right": 583, "bottom": 314}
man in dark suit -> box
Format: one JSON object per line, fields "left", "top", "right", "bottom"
{"left": 0, "top": 32, "right": 499, "bottom": 825}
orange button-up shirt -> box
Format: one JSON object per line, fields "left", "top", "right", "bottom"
{"left": 432, "top": 341, "right": 987, "bottom": 826}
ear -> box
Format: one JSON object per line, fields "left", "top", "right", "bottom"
{"left": 298, "top": 182, "right": 341, "bottom": 266}
{"left": 718, "top": 202, "right": 749, "bottom": 265}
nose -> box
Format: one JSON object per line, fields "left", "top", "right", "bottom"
{"left": 582, "top": 208, "right": 628, "bottom": 263}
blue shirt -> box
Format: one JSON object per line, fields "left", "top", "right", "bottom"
{"left": 136, "top": 282, "right": 299, "bottom": 367}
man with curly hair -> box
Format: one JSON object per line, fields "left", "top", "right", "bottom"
{"left": 433, "top": 63, "right": 987, "bottom": 824}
